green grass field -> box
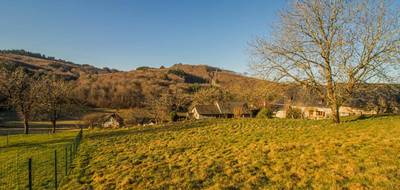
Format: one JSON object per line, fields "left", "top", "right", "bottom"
{"left": 0, "top": 131, "right": 80, "bottom": 161}
{"left": 59, "top": 116, "right": 400, "bottom": 189}
{"left": 0, "top": 131, "right": 81, "bottom": 189}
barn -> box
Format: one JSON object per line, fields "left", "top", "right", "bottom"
{"left": 190, "top": 102, "right": 251, "bottom": 119}
{"left": 102, "top": 113, "right": 125, "bottom": 128}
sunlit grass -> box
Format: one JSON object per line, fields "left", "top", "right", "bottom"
{"left": 0, "top": 131, "right": 79, "bottom": 159}
{"left": 0, "top": 131, "right": 81, "bottom": 189}
{"left": 61, "top": 116, "right": 400, "bottom": 189}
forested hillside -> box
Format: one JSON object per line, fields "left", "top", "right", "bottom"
{"left": 1, "top": 50, "right": 399, "bottom": 121}
{"left": 0, "top": 50, "right": 118, "bottom": 80}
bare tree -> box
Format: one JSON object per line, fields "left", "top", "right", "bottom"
{"left": 251, "top": 0, "right": 399, "bottom": 123}
{"left": 0, "top": 67, "right": 41, "bottom": 134}
{"left": 38, "top": 76, "right": 73, "bottom": 133}
{"left": 152, "top": 92, "right": 174, "bottom": 123}
{"left": 191, "top": 87, "right": 233, "bottom": 108}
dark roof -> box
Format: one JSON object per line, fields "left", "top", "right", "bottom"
{"left": 194, "top": 105, "right": 221, "bottom": 115}
{"left": 194, "top": 102, "right": 251, "bottom": 115}
{"left": 218, "top": 102, "right": 250, "bottom": 114}
{"left": 103, "top": 113, "right": 124, "bottom": 123}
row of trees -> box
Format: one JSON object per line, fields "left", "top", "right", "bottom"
{"left": 0, "top": 49, "right": 76, "bottom": 64}
{"left": 0, "top": 66, "right": 74, "bottom": 134}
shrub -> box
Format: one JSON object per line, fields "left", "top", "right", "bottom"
{"left": 169, "top": 111, "right": 178, "bottom": 122}
{"left": 286, "top": 107, "right": 303, "bottom": 119}
{"left": 188, "top": 83, "right": 201, "bottom": 93}
{"left": 168, "top": 69, "right": 186, "bottom": 77}
{"left": 167, "top": 69, "right": 208, "bottom": 83}
{"left": 256, "top": 108, "right": 273, "bottom": 119}
{"left": 136, "top": 66, "right": 153, "bottom": 71}
{"left": 124, "top": 108, "right": 155, "bottom": 125}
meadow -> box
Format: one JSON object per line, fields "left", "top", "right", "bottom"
{"left": 60, "top": 116, "right": 400, "bottom": 189}
{"left": 0, "top": 131, "right": 82, "bottom": 189}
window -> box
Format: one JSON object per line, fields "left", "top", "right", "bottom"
{"left": 316, "top": 111, "right": 325, "bottom": 116}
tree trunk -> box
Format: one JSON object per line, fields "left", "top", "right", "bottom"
{"left": 52, "top": 119, "right": 56, "bottom": 133}
{"left": 51, "top": 108, "right": 58, "bottom": 133}
{"left": 323, "top": 59, "right": 340, "bottom": 123}
{"left": 24, "top": 118, "right": 29, "bottom": 134}
{"left": 331, "top": 104, "right": 340, "bottom": 123}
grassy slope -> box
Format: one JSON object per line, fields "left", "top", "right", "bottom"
{"left": 62, "top": 116, "right": 400, "bottom": 189}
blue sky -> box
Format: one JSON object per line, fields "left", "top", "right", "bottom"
{"left": 0, "top": 0, "right": 286, "bottom": 73}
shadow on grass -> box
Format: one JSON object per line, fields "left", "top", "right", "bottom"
{"left": 341, "top": 114, "right": 395, "bottom": 123}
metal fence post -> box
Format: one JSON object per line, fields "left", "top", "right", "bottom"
{"left": 69, "top": 144, "right": 72, "bottom": 166}
{"left": 28, "top": 158, "right": 32, "bottom": 190}
{"left": 65, "top": 146, "right": 68, "bottom": 175}
{"left": 54, "top": 150, "right": 58, "bottom": 190}
{"left": 6, "top": 130, "right": 9, "bottom": 146}
{"left": 73, "top": 142, "right": 76, "bottom": 158}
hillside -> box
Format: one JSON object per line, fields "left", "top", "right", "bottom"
{"left": 0, "top": 50, "right": 118, "bottom": 80}
{"left": 61, "top": 116, "right": 400, "bottom": 189}
{"left": 73, "top": 63, "right": 281, "bottom": 108}
{"left": 0, "top": 50, "right": 286, "bottom": 125}
{"left": 1, "top": 50, "right": 399, "bottom": 114}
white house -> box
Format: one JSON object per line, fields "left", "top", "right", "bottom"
{"left": 275, "top": 105, "right": 377, "bottom": 119}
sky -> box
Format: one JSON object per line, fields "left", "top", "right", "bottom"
{"left": 0, "top": 0, "right": 287, "bottom": 73}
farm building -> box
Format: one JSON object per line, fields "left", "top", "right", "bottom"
{"left": 190, "top": 102, "right": 252, "bottom": 119}
{"left": 274, "top": 105, "right": 377, "bottom": 119}
{"left": 269, "top": 95, "right": 377, "bottom": 119}
{"left": 176, "top": 112, "right": 189, "bottom": 121}
{"left": 102, "top": 113, "right": 125, "bottom": 128}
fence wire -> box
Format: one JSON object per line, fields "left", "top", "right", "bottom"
{"left": 0, "top": 129, "right": 83, "bottom": 190}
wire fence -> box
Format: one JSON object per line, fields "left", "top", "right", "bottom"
{"left": 0, "top": 129, "right": 83, "bottom": 190}
{"left": 0, "top": 129, "right": 73, "bottom": 147}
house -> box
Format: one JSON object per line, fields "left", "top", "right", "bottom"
{"left": 191, "top": 105, "right": 222, "bottom": 119}
{"left": 216, "top": 102, "right": 252, "bottom": 118}
{"left": 176, "top": 112, "right": 189, "bottom": 121}
{"left": 102, "top": 113, "right": 125, "bottom": 128}
{"left": 190, "top": 102, "right": 251, "bottom": 119}
{"left": 274, "top": 105, "right": 377, "bottom": 119}
{"left": 267, "top": 94, "right": 377, "bottom": 119}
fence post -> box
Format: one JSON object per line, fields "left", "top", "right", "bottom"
{"left": 28, "top": 158, "right": 32, "bottom": 190}
{"left": 69, "top": 144, "right": 72, "bottom": 166}
{"left": 6, "top": 130, "right": 9, "bottom": 146}
{"left": 54, "top": 150, "right": 58, "bottom": 190}
{"left": 73, "top": 142, "right": 76, "bottom": 158}
{"left": 65, "top": 146, "right": 68, "bottom": 175}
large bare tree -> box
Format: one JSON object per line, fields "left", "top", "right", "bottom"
{"left": 0, "top": 67, "right": 41, "bottom": 134}
{"left": 38, "top": 76, "right": 73, "bottom": 133}
{"left": 251, "top": 0, "right": 400, "bottom": 123}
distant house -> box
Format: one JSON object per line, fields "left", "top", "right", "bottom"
{"left": 190, "top": 102, "right": 251, "bottom": 119}
{"left": 274, "top": 105, "right": 377, "bottom": 119}
{"left": 176, "top": 112, "right": 189, "bottom": 121}
{"left": 102, "top": 113, "right": 125, "bottom": 128}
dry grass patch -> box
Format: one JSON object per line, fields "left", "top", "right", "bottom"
{"left": 62, "top": 117, "right": 400, "bottom": 189}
